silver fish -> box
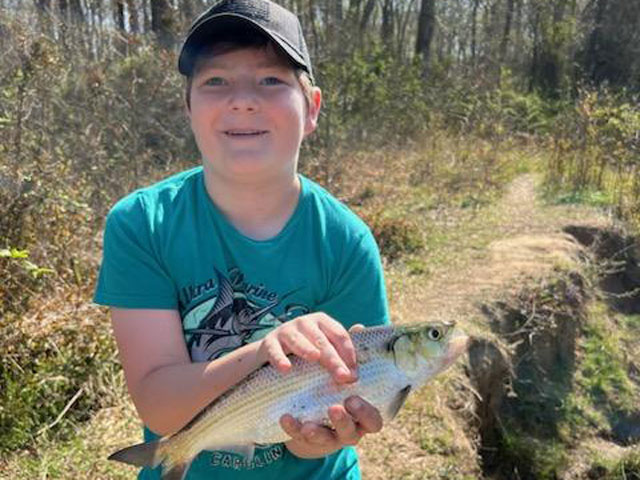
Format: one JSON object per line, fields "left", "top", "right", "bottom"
{"left": 108, "top": 322, "right": 469, "bottom": 480}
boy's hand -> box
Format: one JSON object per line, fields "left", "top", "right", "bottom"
{"left": 280, "top": 396, "right": 383, "bottom": 459}
{"left": 258, "top": 313, "right": 359, "bottom": 384}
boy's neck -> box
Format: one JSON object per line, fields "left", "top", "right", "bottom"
{"left": 203, "top": 168, "right": 301, "bottom": 241}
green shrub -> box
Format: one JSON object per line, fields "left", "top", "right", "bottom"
{"left": 359, "top": 210, "right": 424, "bottom": 262}
{"left": 0, "top": 313, "right": 121, "bottom": 453}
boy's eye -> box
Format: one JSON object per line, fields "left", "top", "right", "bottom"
{"left": 204, "top": 77, "right": 226, "bottom": 86}
{"left": 261, "top": 76, "right": 284, "bottom": 86}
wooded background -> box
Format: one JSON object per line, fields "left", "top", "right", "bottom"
{"left": 7, "top": 0, "right": 640, "bottom": 93}
{"left": 1, "top": 3, "right": 639, "bottom": 476}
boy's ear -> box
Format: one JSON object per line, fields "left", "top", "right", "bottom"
{"left": 183, "top": 94, "right": 192, "bottom": 118}
{"left": 303, "top": 87, "right": 322, "bottom": 138}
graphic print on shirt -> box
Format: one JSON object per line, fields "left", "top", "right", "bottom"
{"left": 182, "top": 268, "right": 309, "bottom": 362}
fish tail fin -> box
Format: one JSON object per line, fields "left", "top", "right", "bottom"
{"left": 109, "top": 438, "right": 193, "bottom": 479}
{"left": 108, "top": 439, "right": 165, "bottom": 468}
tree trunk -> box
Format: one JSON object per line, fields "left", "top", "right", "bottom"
{"left": 114, "top": 0, "right": 125, "bottom": 32}
{"left": 112, "top": 0, "right": 126, "bottom": 54}
{"left": 151, "top": 0, "right": 175, "bottom": 48}
{"left": 359, "top": 0, "right": 376, "bottom": 34}
{"left": 347, "top": 0, "right": 361, "bottom": 26}
{"left": 182, "top": 0, "right": 195, "bottom": 29}
{"left": 529, "top": 4, "right": 540, "bottom": 92}
{"left": 381, "top": 0, "right": 394, "bottom": 48}
{"left": 323, "top": 0, "right": 335, "bottom": 49}
{"left": 513, "top": 0, "right": 523, "bottom": 68}
{"left": 126, "top": 0, "right": 139, "bottom": 33}
{"left": 500, "top": 0, "right": 514, "bottom": 62}
{"left": 68, "top": 0, "right": 82, "bottom": 21}
{"left": 398, "top": 0, "right": 416, "bottom": 60}
{"left": 335, "top": 0, "right": 343, "bottom": 24}
{"left": 142, "top": 0, "right": 151, "bottom": 34}
{"left": 416, "top": 0, "right": 436, "bottom": 78}
{"left": 307, "top": 0, "right": 320, "bottom": 61}
{"left": 585, "top": 0, "right": 606, "bottom": 83}
{"left": 471, "top": 0, "right": 479, "bottom": 64}
{"left": 34, "top": 0, "right": 52, "bottom": 35}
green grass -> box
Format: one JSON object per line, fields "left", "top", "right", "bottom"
{"left": 553, "top": 189, "right": 615, "bottom": 207}
{"left": 579, "top": 311, "right": 636, "bottom": 412}
{"left": 1, "top": 411, "right": 137, "bottom": 480}
{"left": 0, "top": 316, "right": 122, "bottom": 455}
{"left": 499, "top": 431, "right": 568, "bottom": 480}
{"left": 589, "top": 448, "right": 640, "bottom": 480}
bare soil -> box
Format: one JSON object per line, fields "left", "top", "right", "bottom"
{"left": 357, "top": 173, "right": 638, "bottom": 479}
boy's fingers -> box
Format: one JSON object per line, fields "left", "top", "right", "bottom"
{"left": 280, "top": 414, "right": 303, "bottom": 440}
{"left": 318, "top": 318, "right": 358, "bottom": 373}
{"left": 281, "top": 330, "right": 321, "bottom": 363}
{"left": 300, "top": 422, "right": 335, "bottom": 446}
{"left": 348, "top": 324, "right": 365, "bottom": 333}
{"left": 345, "top": 396, "right": 383, "bottom": 434}
{"left": 328, "top": 405, "right": 359, "bottom": 446}
{"left": 300, "top": 322, "right": 353, "bottom": 383}
{"left": 263, "top": 336, "right": 291, "bottom": 373}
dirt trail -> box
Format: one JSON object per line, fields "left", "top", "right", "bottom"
{"left": 358, "top": 173, "right": 620, "bottom": 479}
{"left": 394, "top": 173, "right": 611, "bottom": 324}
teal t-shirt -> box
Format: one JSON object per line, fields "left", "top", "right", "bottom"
{"left": 94, "top": 167, "right": 390, "bottom": 479}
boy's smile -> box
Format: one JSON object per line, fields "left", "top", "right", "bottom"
{"left": 187, "top": 46, "right": 321, "bottom": 184}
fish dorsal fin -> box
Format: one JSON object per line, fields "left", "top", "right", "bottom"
{"left": 385, "top": 385, "right": 412, "bottom": 421}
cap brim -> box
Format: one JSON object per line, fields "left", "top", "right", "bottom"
{"left": 178, "top": 14, "right": 309, "bottom": 77}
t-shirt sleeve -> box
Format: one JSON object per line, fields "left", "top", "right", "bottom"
{"left": 93, "top": 195, "right": 178, "bottom": 309}
{"left": 316, "top": 228, "right": 390, "bottom": 330}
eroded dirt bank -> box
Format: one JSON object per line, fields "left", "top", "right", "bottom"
{"left": 359, "top": 175, "right": 640, "bottom": 479}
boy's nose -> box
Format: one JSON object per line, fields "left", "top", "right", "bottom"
{"left": 228, "top": 87, "right": 260, "bottom": 112}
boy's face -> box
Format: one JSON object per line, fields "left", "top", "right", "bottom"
{"left": 187, "top": 45, "right": 321, "bottom": 183}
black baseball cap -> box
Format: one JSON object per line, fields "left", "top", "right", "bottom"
{"left": 178, "top": 0, "right": 314, "bottom": 82}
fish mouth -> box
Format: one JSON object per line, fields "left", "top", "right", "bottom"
{"left": 444, "top": 332, "right": 470, "bottom": 366}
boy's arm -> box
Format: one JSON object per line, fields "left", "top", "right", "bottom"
{"left": 111, "top": 309, "right": 369, "bottom": 437}
{"left": 111, "top": 307, "right": 268, "bottom": 436}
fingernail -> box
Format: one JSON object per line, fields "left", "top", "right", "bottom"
{"left": 348, "top": 397, "right": 363, "bottom": 410}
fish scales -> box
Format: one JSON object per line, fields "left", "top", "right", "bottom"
{"left": 188, "top": 325, "right": 403, "bottom": 451}
{"left": 108, "top": 322, "right": 469, "bottom": 480}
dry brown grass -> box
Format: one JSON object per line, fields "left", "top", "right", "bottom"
{"left": 3, "top": 137, "right": 637, "bottom": 479}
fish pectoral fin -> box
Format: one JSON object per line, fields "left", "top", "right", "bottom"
{"left": 385, "top": 385, "right": 412, "bottom": 421}
{"left": 218, "top": 443, "right": 256, "bottom": 462}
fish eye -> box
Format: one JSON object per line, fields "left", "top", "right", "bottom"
{"left": 427, "top": 327, "right": 442, "bottom": 341}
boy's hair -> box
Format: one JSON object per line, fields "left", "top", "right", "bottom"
{"left": 183, "top": 32, "right": 315, "bottom": 111}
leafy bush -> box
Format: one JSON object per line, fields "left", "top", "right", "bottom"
{"left": 546, "top": 88, "right": 640, "bottom": 230}
{"left": 434, "top": 68, "right": 553, "bottom": 139}
{"left": 0, "top": 312, "right": 120, "bottom": 453}
{"left": 358, "top": 210, "right": 424, "bottom": 262}
{"left": 314, "top": 46, "right": 431, "bottom": 149}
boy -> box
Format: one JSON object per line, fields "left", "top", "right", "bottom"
{"left": 94, "top": 0, "right": 390, "bottom": 478}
